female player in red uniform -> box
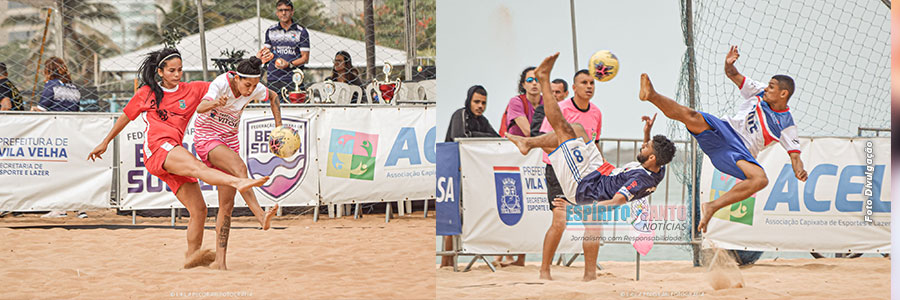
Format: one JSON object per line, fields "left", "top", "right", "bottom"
{"left": 87, "top": 48, "right": 269, "bottom": 268}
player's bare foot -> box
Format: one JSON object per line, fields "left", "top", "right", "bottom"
{"left": 535, "top": 52, "right": 560, "bottom": 82}
{"left": 262, "top": 204, "right": 278, "bottom": 230}
{"left": 698, "top": 201, "right": 716, "bottom": 233}
{"left": 506, "top": 134, "right": 531, "bottom": 155}
{"left": 183, "top": 249, "right": 216, "bottom": 269}
{"left": 583, "top": 272, "right": 597, "bottom": 282}
{"left": 539, "top": 269, "right": 553, "bottom": 280}
{"left": 639, "top": 73, "right": 657, "bottom": 101}
{"left": 506, "top": 258, "right": 525, "bottom": 267}
{"left": 237, "top": 176, "right": 269, "bottom": 193}
{"left": 210, "top": 259, "right": 227, "bottom": 270}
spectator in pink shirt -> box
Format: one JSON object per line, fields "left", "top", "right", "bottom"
{"left": 502, "top": 67, "right": 543, "bottom": 137}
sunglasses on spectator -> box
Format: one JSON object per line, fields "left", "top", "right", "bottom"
{"left": 278, "top": 9, "right": 293, "bottom": 12}
{"left": 525, "top": 77, "right": 538, "bottom": 83}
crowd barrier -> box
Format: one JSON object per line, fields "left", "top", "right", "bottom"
{"left": 437, "top": 138, "right": 695, "bottom": 272}
{"left": 702, "top": 137, "right": 891, "bottom": 253}
{"left": 0, "top": 105, "right": 436, "bottom": 221}
{"left": 436, "top": 137, "right": 891, "bottom": 272}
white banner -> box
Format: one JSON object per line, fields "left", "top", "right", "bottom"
{"left": 458, "top": 139, "right": 584, "bottom": 254}
{"left": 703, "top": 137, "right": 891, "bottom": 253}
{"left": 118, "top": 108, "right": 319, "bottom": 210}
{"left": 317, "top": 106, "right": 436, "bottom": 204}
{"left": 0, "top": 113, "right": 114, "bottom": 211}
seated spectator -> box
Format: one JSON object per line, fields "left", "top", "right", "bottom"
{"left": 327, "top": 51, "right": 363, "bottom": 86}
{"left": 326, "top": 51, "right": 365, "bottom": 103}
{"left": 445, "top": 85, "right": 499, "bottom": 142}
{"left": 501, "top": 66, "right": 542, "bottom": 138}
{"left": 0, "top": 62, "right": 24, "bottom": 111}
{"left": 32, "top": 57, "right": 80, "bottom": 112}
{"left": 31, "top": 57, "right": 87, "bottom": 218}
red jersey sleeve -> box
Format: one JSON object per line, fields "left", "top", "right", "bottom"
{"left": 187, "top": 81, "right": 213, "bottom": 107}
{"left": 123, "top": 86, "right": 151, "bottom": 120}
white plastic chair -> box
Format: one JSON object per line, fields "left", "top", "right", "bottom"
{"left": 332, "top": 82, "right": 363, "bottom": 104}
{"left": 414, "top": 79, "right": 436, "bottom": 101}
{"left": 306, "top": 82, "right": 330, "bottom": 103}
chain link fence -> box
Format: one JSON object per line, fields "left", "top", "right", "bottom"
{"left": 0, "top": 0, "right": 435, "bottom": 111}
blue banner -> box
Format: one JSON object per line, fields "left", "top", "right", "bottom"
{"left": 436, "top": 142, "right": 462, "bottom": 235}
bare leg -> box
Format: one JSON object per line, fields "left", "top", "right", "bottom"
{"left": 539, "top": 199, "right": 568, "bottom": 280}
{"left": 207, "top": 145, "right": 277, "bottom": 229}
{"left": 508, "top": 123, "right": 592, "bottom": 155}
{"left": 211, "top": 186, "right": 235, "bottom": 270}
{"left": 163, "top": 146, "right": 268, "bottom": 193}
{"left": 698, "top": 160, "right": 768, "bottom": 233}
{"left": 582, "top": 220, "right": 603, "bottom": 281}
{"left": 639, "top": 73, "right": 711, "bottom": 134}
{"left": 534, "top": 53, "right": 578, "bottom": 145}
{"left": 174, "top": 182, "right": 215, "bottom": 269}
{"left": 511, "top": 254, "right": 526, "bottom": 266}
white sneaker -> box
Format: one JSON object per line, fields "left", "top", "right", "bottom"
{"left": 77, "top": 212, "right": 88, "bottom": 219}
{"left": 41, "top": 210, "right": 67, "bottom": 218}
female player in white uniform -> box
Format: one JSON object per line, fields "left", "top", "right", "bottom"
{"left": 193, "top": 54, "right": 283, "bottom": 270}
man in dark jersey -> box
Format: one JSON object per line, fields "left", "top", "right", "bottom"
{"left": 507, "top": 53, "right": 676, "bottom": 281}
{"left": 264, "top": 0, "right": 310, "bottom": 102}
{"left": 0, "top": 62, "right": 24, "bottom": 111}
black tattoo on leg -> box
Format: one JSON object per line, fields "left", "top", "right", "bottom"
{"left": 218, "top": 216, "right": 231, "bottom": 249}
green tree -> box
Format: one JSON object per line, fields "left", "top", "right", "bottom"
{"left": 135, "top": 0, "right": 225, "bottom": 49}
{"left": 2, "top": 0, "right": 123, "bottom": 85}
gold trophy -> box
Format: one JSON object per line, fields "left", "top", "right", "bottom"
{"left": 280, "top": 68, "right": 307, "bottom": 103}
{"left": 372, "top": 62, "right": 402, "bottom": 104}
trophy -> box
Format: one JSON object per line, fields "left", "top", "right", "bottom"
{"left": 321, "top": 79, "right": 336, "bottom": 103}
{"left": 372, "top": 62, "right": 402, "bottom": 104}
{"left": 280, "top": 68, "right": 307, "bottom": 103}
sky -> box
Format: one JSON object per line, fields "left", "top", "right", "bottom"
{"left": 436, "top": 0, "right": 686, "bottom": 141}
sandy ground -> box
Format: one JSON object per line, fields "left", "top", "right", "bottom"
{"left": 436, "top": 257, "right": 890, "bottom": 300}
{"left": 0, "top": 209, "right": 435, "bottom": 300}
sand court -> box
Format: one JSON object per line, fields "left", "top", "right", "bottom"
{"left": 0, "top": 209, "right": 435, "bottom": 299}
{"left": 437, "top": 257, "right": 890, "bottom": 299}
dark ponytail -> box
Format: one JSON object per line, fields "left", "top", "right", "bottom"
{"left": 137, "top": 47, "right": 181, "bottom": 120}
{"left": 235, "top": 56, "right": 263, "bottom": 78}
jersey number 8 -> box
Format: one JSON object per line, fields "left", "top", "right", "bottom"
{"left": 573, "top": 149, "right": 583, "bottom": 163}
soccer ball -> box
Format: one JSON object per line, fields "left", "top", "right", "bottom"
{"left": 588, "top": 50, "right": 619, "bottom": 82}
{"left": 269, "top": 126, "right": 301, "bottom": 158}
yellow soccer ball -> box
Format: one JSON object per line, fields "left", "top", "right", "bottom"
{"left": 269, "top": 126, "right": 301, "bottom": 158}
{"left": 588, "top": 50, "right": 619, "bottom": 82}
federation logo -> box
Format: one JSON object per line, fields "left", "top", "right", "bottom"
{"left": 493, "top": 166, "right": 524, "bottom": 226}
{"left": 630, "top": 197, "right": 652, "bottom": 233}
{"left": 178, "top": 99, "right": 186, "bottom": 109}
{"left": 710, "top": 169, "right": 755, "bottom": 226}
{"left": 326, "top": 129, "right": 379, "bottom": 181}
{"left": 243, "top": 116, "right": 309, "bottom": 200}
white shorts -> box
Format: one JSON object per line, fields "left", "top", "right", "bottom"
{"left": 548, "top": 138, "right": 605, "bottom": 204}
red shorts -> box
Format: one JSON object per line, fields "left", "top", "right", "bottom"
{"left": 144, "top": 141, "right": 198, "bottom": 195}
{"left": 195, "top": 138, "right": 239, "bottom": 171}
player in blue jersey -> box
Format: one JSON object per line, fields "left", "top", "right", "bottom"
{"left": 639, "top": 45, "right": 808, "bottom": 234}
{"left": 507, "top": 53, "right": 676, "bottom": 281}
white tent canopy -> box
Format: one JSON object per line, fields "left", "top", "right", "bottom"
{"left": 101, "top": 17, "right": 406, "bottom": 72}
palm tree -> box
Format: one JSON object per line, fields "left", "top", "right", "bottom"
{"left": 1, "top": 0, "right": 122, "bottom": 85}
{"left": 135, "top": 0, "right": 225, "bottom": 49}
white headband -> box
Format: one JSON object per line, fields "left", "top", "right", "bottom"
{"left": 157, "top": 53, "right": 181, "bottom": 68}
{"left": 235, "top": 72, "right": 261, "bottom": 78}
